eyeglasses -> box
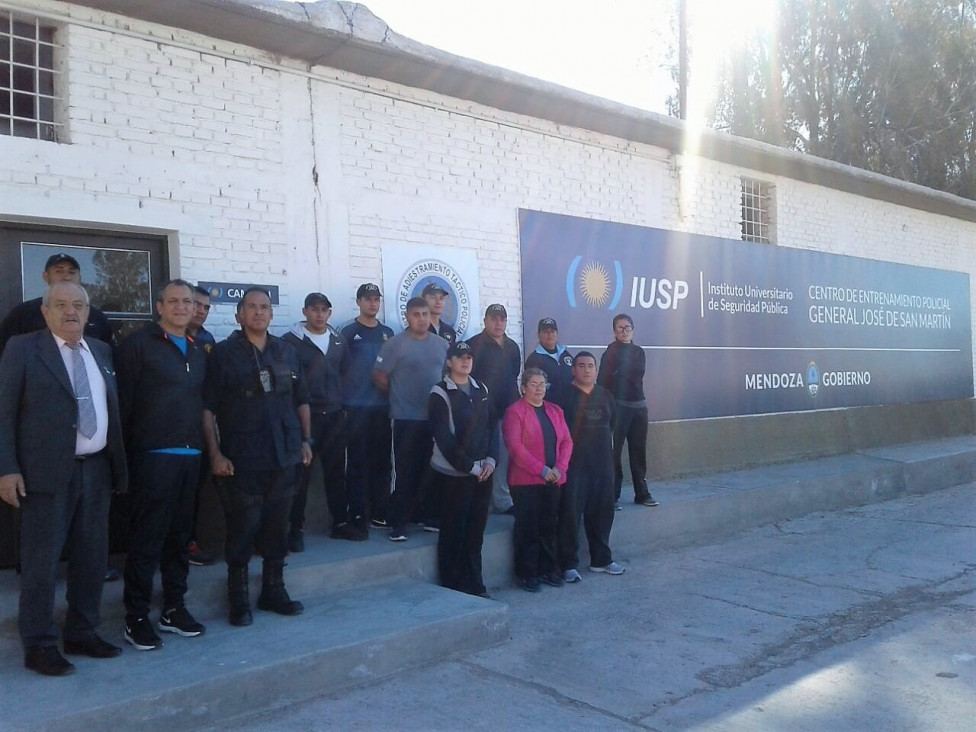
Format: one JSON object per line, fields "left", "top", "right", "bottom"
{"left": 614, "top": 324, "right": 633, "bottom": 332}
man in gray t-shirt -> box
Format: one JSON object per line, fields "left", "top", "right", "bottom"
{"left": 373, "top": 297, "right": 448, "bottom": 540}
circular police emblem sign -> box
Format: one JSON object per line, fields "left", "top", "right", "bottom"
{"left": 396, "top": 257, "right": 473, "bottom": 337}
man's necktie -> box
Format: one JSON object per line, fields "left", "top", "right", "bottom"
{"left": 67, "top": 342, "right": 97, "bottom": 439}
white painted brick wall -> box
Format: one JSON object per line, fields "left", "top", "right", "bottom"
{"left": 1, "top": 0, "right": 975, "bottom": 376}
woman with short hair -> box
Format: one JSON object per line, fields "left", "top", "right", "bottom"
{"left": 502, "top": 367, "right": 573, "bottom": 592}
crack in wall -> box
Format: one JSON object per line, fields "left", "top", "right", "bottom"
{"left": 306, "top": 74, "right": 323, "bottom": 270}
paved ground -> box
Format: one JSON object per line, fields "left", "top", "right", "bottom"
{"left": 208, "top": 482, "right": 976, "bottom": 731}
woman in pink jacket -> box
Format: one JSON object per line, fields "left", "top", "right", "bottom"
{"left": 502, "top": 368, "right": 573, "bottom": 592}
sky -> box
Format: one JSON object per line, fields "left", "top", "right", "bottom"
{"left": 283, "top": 0, "right": 777, "bottom": 121}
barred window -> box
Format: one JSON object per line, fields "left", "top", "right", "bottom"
{"left": 0, "top": 12, "right": 61, "bottom": 141}
{"left": 740, "top": 178, "right": 773, "bottom": 244}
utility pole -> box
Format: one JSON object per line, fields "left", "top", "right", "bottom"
{"left": 678, "top": 0, "right": 688, "bottom": 119}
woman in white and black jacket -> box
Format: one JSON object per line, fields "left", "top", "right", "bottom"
{"left": 428, "top": 341, "right": 498, "bottom": 598}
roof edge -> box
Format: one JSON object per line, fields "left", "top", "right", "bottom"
{"left": 65, "top": 0, "right": 976, "bottom": 224}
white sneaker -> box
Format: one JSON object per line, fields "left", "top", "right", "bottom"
{"left": 589, "top": 561, "right": 626, "bottom": 575}
{"left": 563, "top": 568, "right": 582, "bottom": 583}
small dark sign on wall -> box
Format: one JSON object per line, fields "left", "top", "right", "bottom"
{"left": 199, "top": 282, "right": 280, "bottom": 305}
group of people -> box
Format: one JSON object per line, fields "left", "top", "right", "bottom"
{"left": 0, "top": 254, "right": 658, "bottom": 678}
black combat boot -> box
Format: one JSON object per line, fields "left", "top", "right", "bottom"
{"left": 228, "top": 565, "right": 253, "bottom": 627}
{"left": 256, "top": 559, "right": 304, "bottom": 616}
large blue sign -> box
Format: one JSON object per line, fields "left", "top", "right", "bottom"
{"left": 519, "top": 209, "right": 973, "bottom": 421}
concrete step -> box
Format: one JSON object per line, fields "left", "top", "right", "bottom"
{"left": 1, "top": 579, "right": 509, "bottom": 732}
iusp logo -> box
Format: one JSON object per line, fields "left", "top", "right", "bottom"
{"left": 807, "top": 361, "right": 820, "bottom": 398}
{"left": 566, "top": 256, "right": 624, "bottom": 310}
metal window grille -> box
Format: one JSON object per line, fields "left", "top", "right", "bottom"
{"left": 0, "top": 11, "right": 61, "bottom": 141}
{"left": 740, "top": 178, "right": 773, "bottom": 244}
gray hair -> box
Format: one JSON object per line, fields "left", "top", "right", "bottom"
{"left": 521, "top": 367, "right": 548, "bottom": 388}
{"left": 42, "top": 282, "right": 89, "bottom": 307}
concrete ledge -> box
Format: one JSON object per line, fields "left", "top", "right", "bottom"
{"left": 647, "top": 399, "right": 976, "bottom": 479}
{"left": 2, "top": 581, "right": 509, "bottom": 732}
{"left": 613, "top": 434, "right": 976, "bottom": 560}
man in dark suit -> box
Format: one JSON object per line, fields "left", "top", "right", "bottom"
{"left": 0, "top": 282, "right": 128, "bottom": 676}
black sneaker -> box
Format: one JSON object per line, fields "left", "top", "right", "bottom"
{"left": 519, "top": 577, "right": 541, "bottom": 593}
{"left": 635, "top": 494, "right": 660, "bottom": 507}
{"left": 159, "top": 607, "right": 206, "bottom": 637}
{"left": 370, "top": 518, "right": 389, "bottom": 530}
{"left": 331, "top": 522, "right": 367, "bottom": 541}
{"left": 124, "top": 616, "right": 163, "bottom": 651}
{"left": 422, "top": 521, "right": 440, "bottom": 533}
{"left": 288, "top": 528, "right": 305, "bottom": 553}
{"left": 187, "top": 540, "right": 217, "bottom": 566}
{"left": 389, "top": 528, "right": 407, "bottom": 542}
{"left": 540, "top": 573, "right": 564, "bottom": 587}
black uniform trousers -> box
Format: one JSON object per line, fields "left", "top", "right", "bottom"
{"left": 389, "top": 419, "right": 433, "bottom": 533}
{"left": 557, "top": 465, "right": 614, "bottom": 571}
{"left": 19, "top": 452, "right": 111, "bottom": 649}
{"left": 123, "top": 452, "right": 199, "bottom": 622}
{"left": 510, "top": 483, "right": 559, "bottom": 581}
{"left": 219, "top": 466, "right": 299, "bottom": 567}
{"left": 290, "top": 410, "right": 347, "bottom": 529}
{"left": 345, "top": 407, "right": 392, "bottom": 522}
{"left": 612, "top": 404, "right": 649, "bottom": 501}
{"left": 436, "top": 473, "right": 491, "bottom": 595}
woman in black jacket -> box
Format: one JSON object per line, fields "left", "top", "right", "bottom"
{"left": 428, "top": 341, "right": 498, "bottom": 597}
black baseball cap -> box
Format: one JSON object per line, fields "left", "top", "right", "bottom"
{"left": 304, "top": 292, "right": 332, "bottom": 308}
{"left": 356, "top": 283, "right": 382, "bottom": 299}
{"left": 447, "top": 341, "right": 473, "bottom": 358}
{"left": 422, "top": 282, "right": 449, "bottom": 297}
{"left": 45, "top": 253, "right": 80, "bottom": 271}
{"left": 485, "top": 303, "right": 507, "bottom": 318}
{"left": 538, "top": 318, "right": 558, "bottom": 332}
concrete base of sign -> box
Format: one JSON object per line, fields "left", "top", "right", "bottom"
{"left": 647, "top": 397, "right": 976, "bottom": 480}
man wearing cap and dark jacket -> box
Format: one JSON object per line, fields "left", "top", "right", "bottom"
{"left": 340, "top": 283, "right": 395, "bottom": 530}
{"left": 283, "top": 293, "right": 360, "bottom": 549}
{"left": 423, "top": 282, "right": 458, "bottom": 345}
{"left": 466, "top": 304, "right": 521, "bottom": 514}
{"left": 525, "top": 318, "right": 574, "bottom": 396}
{"left": 0, "top": 254, "right": 116, "bottom": 357}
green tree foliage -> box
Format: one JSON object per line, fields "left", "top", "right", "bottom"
{"left": 712, "top": 0, "right": 976, "bottom": 199}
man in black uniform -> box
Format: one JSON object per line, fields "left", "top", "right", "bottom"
{"left": 284, "top": 292, "right": 361, "bottom": 550}
{"left": 187, "top": 285, "right": 217, "bottom": 353}
{"left": 185, "top": 284, "right": 217, "bottom": 567}
{"left": 203, "top": 288, "right": 313, "bottom": 627}
{"left": 117, "top": 279, "right": 207, "bottom": 650}
{"left": 423, "top": 282, "right": 457, "bottom": 344}
{"left": 0, "top": 253, "right": 116, "bottom": 356}
{"left": 466, "top": 304, "right": 521, "bottom": 514}
{"left": 552, "top": 352, "right": 625, "bottom": 580}
{"left": 524, "top": 318, "right": 573, "bottom": 396}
